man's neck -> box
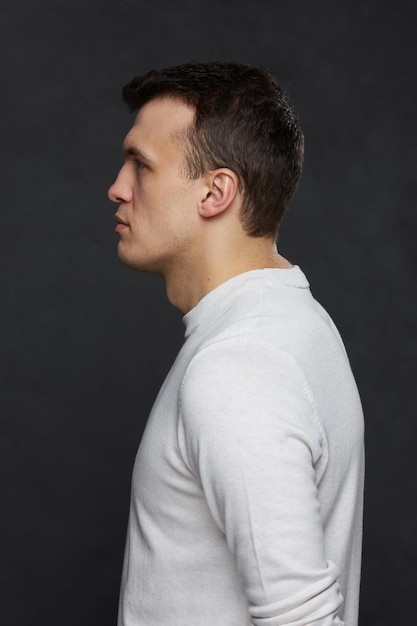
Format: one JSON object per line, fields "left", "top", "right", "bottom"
{"left": 163, "top": 239, "right": 292, "bottom": 314}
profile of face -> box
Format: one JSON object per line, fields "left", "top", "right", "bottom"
{"left": 108, "top": 98, "right": 204, "bottom": 276}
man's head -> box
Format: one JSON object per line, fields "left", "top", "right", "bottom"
{"left": 121, "top": 61, "right": 304, "bottom": 239}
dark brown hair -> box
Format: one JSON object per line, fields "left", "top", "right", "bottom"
{"left": 122, "top": 62, "right": 304, "bottom": 238}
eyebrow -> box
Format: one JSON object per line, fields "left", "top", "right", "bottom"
{"left": 123, "top": 143, "right": 154, "bottom": 164}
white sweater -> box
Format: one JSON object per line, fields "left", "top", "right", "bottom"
{"left": 118, "top": 267, "right": 364, "bottom": 626}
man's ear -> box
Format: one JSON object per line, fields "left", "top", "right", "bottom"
{"left": 199, "top": 169, "right": 239, "bottom": 218}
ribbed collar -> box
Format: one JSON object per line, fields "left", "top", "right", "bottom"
{"left": 183, "top": 266, "right": 309, "bottom": 338}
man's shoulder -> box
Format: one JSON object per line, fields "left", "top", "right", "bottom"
{"left": 180, "top": 336, "right": 316, "bottom": 422}
{"left": 176, "top": 334, "right": 327, "bottom": 476}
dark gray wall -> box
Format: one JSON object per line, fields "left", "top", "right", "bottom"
{"left": 1, "top": 1, "right": 415, "bottom": 624}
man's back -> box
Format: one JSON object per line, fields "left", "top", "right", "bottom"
{"left": 118, "top": 267, "right": 364, "bottom": 626}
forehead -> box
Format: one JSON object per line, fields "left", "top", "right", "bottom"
{"left": 123, "top": 97, "right": 195, "bottom": 157}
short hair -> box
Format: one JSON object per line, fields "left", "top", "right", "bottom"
{"left": 122, "top": 61, "right": 304, "bottom": 238}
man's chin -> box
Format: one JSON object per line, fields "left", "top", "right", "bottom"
{"left": 117, "top": 246, "right": 163, "bottom": 276}
{"left": 117, "top": 244, "right": 140, "bottom": 271}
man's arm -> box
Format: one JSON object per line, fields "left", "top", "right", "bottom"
{"left": 178, "top": 342, "right": 344, "bottom": 626}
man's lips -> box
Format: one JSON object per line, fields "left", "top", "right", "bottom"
{"left": 115, "top": 213, "right": 129, "bottom": 232}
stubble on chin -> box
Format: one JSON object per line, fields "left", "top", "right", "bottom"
{"left": 117, "top": 241, "right": 165, "bottom": 276}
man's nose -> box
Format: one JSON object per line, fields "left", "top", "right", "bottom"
{"left": 108, "top": 180, "right": 120, "bottom": 203}
{"left": 108, "top": 166, "right": 132, "bottom": 203}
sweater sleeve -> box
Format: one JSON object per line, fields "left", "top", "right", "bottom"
{"left": 178, "top": 341, "right": 344, "bottom": 626}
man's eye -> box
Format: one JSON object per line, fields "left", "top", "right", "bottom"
{"left": 136, "top": 161, "right": 145, "bottom": 170}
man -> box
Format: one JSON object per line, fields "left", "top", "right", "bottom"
{"left": 108, "top": 62, "right": 364, "bottom": 626}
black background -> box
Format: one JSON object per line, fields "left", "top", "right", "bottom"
{"left": 1, "top": 1, "right": 415, "bottom": 624}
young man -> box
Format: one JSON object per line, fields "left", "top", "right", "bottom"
{"left": 108, "top": 62, "right": 364, "bottom": 626}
